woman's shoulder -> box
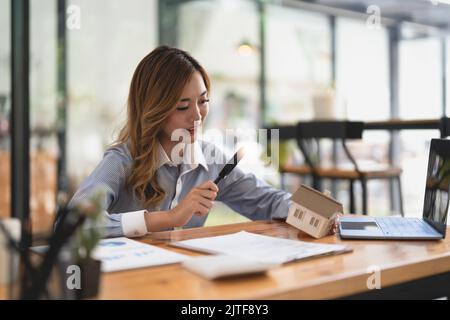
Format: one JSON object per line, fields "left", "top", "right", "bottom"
{"left": 198, "top": 139, "right": 222, "bottom": 152}
{"left": 198, "top": 140, "right": 229, "bottom": 163}
{"left": 104, "top": 141, "right": 133, "bottom": 163}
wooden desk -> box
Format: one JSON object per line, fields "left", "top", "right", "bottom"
{"left": 97, "top": 220, "right": 450, "bottom": 300}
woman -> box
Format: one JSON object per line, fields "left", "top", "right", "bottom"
{"left": 69, "top": 45, "right": 294, "bottom": 238}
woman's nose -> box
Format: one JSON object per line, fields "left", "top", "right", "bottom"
{"left": 190, "top": 105, "right": 202, "bottom": 122}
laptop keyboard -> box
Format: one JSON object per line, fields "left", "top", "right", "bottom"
{"left": 376, "top": 217, "right": 436, "bottom": 236}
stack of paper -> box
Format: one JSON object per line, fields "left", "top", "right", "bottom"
{"left": 93, "top": 237, "right": 189, "bottom": 272}
{"left": 171, "top": 231, "right": 351, "bottom": 265}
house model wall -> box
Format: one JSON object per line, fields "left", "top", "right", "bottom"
{"left": 286, "top": 184, "right": 343, "bottom": 239}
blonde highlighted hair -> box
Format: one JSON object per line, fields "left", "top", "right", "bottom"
{"left": 114, "top": 46, "right": 210, "bottom": 208}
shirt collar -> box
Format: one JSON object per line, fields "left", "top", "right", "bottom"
{"left": 157, "top": 141, "right": 208, "bottom": 171}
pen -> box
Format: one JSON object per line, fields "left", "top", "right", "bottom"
{"left": 214, "top": 147, "right": 246, "bottom": 185}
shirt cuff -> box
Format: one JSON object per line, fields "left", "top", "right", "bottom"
{"left": 121, "top": 210, "right": 148, "bottom": 237}
{"left": 272, "top": 198, "right": 292, "bottom": 220}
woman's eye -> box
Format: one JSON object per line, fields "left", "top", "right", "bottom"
{"left": 200, "top": 99, "right": 210, "bottom": 105}
{"left": 176, "top": 106, "right": 189, "bottom": 111}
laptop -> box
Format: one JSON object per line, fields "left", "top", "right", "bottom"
{"left": 339, "top": 139, "right": 449, "bottom": 240}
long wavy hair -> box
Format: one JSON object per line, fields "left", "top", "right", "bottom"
{"left": 114, "top": 46, "right": 211, "bottom": 208}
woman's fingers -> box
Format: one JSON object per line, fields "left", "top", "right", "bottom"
{"left": 329, "top": 213, "right": 343, "bottom": 235}
{"left": 198, "top": 180, "right": 219, "bottom": 192}
{"left": 189, "top": 193, "right": 215, "bottom": 217}
{"left": 328, "top": 223, "right": 335, "bottom": 235}
{"left": 195, "top": 195, "right": 214, "bottom": 210}
{"left": 199, "top": 189, "right": 217, "bottom": 200}
{"left": 194, "top": 203, "right": 210, "bottom": 216}
{"left": 183, "top": 179, "right": 221, "bottom": 219}
{"left": 326, "top": 214, "right": 342, "bottom": 235}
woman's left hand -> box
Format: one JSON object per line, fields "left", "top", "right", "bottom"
{"left": 328, "top": 213, "right": 343, "bottom": 235}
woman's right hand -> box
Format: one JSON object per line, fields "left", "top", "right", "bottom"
{"left": 170, "top": 180, "right": 218, "bottom": 227}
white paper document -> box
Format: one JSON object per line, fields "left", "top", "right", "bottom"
{"left": 93, "top": 237, "right": 189, "bottom": 272}
{"left": 182, "top": 255, "right": 276, "bottom": 279}
{"left": 171, "top": 231, "right": 351, "bottom": 265}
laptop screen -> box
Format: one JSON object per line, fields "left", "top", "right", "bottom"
{"left": 422, "top": 139, "right": 450, "bottom": 236}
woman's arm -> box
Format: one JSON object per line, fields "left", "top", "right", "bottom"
{"left": 68, "top": 146, "right": 219, "bottom": 237}
{"left": 216, "top": 167, "right": 291, "bottom": 220}
{"left": 201, "top": 142, "right": 291, "bottom": 220}
{"left": 67, "top": 146, "right": 150, "bottom": 238}
{"left": 144, "top": 211, "right": 174, "bottom": 231}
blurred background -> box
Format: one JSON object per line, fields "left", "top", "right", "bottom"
{"left": 1, "top": 0, "right": 450, "bottom": 241}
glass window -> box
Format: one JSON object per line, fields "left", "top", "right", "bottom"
{"left": 400, "top": 131, "right": 437, "bottom": 218}
{"left": 266, "top": 5, "right": 331, "bottom": 124}
{"left": 336, "top": 18, "right": 390, "bottom": 121}
{"left": 178, "top": 0, "right": 260, "bottom": 132}
{"left": 446, "top": 37, "right": 450, "bottom": 115}
{"left": 0, "top": 0, "right": 11, "bottom": 220}
{"left": 398, "top": 31, "right": 443, "bottom": 218}
{"left": 336, "top": 18, "right": 391, "bottom": 215}
{"left": 399, "top": 36, "right": 442, "bottom": 119}
{"left": 66, "top": 0, "right": 157, "bottom": 188}
{"left": 30, "top": 0, "right": 58, "bottom": 235}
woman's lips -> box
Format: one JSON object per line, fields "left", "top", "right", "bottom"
{"left": 188, "top": 124, "right": 200, "bottom": 134}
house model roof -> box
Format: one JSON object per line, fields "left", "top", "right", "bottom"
{"left": 291, "top": 185, "right": 343, "bottom": 219}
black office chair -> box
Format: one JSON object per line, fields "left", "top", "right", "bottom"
{"left": 280, "top": 121, "right": 404, "bottom": 216}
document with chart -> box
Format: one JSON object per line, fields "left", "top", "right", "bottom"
{"left": 93, "top": 237, "right": 189, "bottom": 272}
{"left": 171, "top": 231, "right": 352, "bottom": 265}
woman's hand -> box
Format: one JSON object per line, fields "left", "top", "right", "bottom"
{"left": 170, "top": 180, "right": 218, "bottom": 227}
{"left": 328, "top": 213, "right": 343, "bottom": 235}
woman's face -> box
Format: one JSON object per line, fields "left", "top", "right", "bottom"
{"left": 161, "top": 71, "right": 209, "bottom": 144}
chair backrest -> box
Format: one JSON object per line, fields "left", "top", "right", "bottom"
{"left": 296, "top": 121, "right": 364, "bottom": 140}
{"left": 295, "top": 121, "right": 364, "bottom": 171}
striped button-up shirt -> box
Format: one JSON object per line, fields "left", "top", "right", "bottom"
{"left": 69, "top": 140, "right": 292, "bottom": 238}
